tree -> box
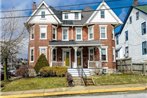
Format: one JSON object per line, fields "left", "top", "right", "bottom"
{"left": 34, "top": 54, "right": 49, "bottom": 73}
{"left": 1, "top": 10, "right": 26, "bottom": 81}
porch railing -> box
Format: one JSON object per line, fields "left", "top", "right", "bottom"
{"left": 52, "top": 61, "right": 64, "bottom": 66}
{"left": 88, "top": 60, "right": 102, "bottom": 68}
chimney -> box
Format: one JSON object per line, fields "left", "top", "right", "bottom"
{"left": 133, "top": 0, "right": 138, "bottom": 6}
{"left": 32, "top": 2, "right": 37, "bottom": 12}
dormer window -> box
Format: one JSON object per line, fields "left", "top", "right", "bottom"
{"left": 75, "top": 12, "right": 79, "bottom": 20}
{"left": 64, "top": 13, "right": 68, "bottom": 19}
{"left": 41, "top": 11, "right": 45, "bottom": 18}
{"left": 100, "top": 10, "right": 105, "bottom": 18}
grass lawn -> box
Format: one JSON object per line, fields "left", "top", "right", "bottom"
{"left": 2, "top": 77, "right": 67, "bottom": 92}
{"left": 93, "top": 74, "right": 147, "bottom": 85}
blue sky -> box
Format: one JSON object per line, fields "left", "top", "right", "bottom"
{"left": 1, "top": 0, "right": 147, "bottom": 59}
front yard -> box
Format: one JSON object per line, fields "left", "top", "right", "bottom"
{"left": 1, "top": 74, "right": 147, "bottom": 92}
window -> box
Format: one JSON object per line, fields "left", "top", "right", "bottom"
{"left": 75, "top": 12, "right": 79, "bottom": 20}
{"left": 39, "top": 47, "right": 47, "bottom": 57}
{"left": 88, "top": 26, "right": 94, "bottom": 40}
{"left": 129, "top": 16, "right": 132, "bottom": 24}
{"left": 52, "top": 49, "right": 57, "bottom": 61}
{"left": 41, "top": 11, "right": 45, "bottom": 18}
{"left": 142, "top": 41, "right": 147, "bottom": 55}
{"left": 64, "top": 13, "right": 68, "bottom": 19}
{"left": 52, "top": 27, "right": 57, "bottom": 40}
{"left": 100, "top": 10, "right": 105, "bottom": 18}
{"left": 125, "top": 31, "right": 128, "bottom": 41}
{"left": 40, "top": 25, "right": 47, "bottom": 39}
{"left": 30, "top": 26, "right": 34, "bottom": 40}
{"left": 136, "top": 12, "right": 139, "bottom": 20}
{"left": 116, "top": 35, "right": 119, "bottom": 45}
{"left": 76, "top": 28, "right": 82, "bottom": 41}
{"left": 89, "top": 48, "right": 94, "bottom": 61}
{"left": 142, "top": 22, "right": 146, "bottom": 35}
{"left": 101, "top": 48, "right": 107, "bottom": 61}
{"left": 30, "top": 47, "right": 34, "bottom": 62}
{"left": 100, "top": 26, "right": 107, "bottom": 39}
{"left": 62, "top": 28, "right": 68, "bottom": 41}
{"left": 125, "top": 46, "right": 129, "bottom": 57}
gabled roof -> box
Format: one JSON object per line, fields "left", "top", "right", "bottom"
{"left": 26, "top": 1, "right": 62, "bottom": 24}
{"left": 86, "top": 1, "right": 123, "bottom": 25}
{"left": 136, "top": 5, "right": 147, "bottom": 14}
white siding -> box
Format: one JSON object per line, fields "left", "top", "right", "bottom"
{"left": 116, "top": 8, "right": 147, "bottom": 63}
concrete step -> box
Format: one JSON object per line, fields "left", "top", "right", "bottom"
{"left": 68, "top": 69, "right": 91, "bottom": 77}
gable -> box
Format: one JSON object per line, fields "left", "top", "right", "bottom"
{"left": 27, "top": 1, "right": 61, "bottom": 24}
{"left": 86, "top": 2, "right": 122, "bottom": 25}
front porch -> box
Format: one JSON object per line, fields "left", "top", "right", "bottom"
{"left": 49, "top": 40, "right": 102, "bottom": 69}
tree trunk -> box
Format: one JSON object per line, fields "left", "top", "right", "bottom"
{"left": 4, "top": 58, "right": 8, "bottom": 81}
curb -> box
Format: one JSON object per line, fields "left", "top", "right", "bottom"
{"left": 1, "top": 86, "right": 147, "bottom": 98}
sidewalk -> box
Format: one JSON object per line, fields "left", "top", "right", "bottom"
{"left": 1, "top": 84, "right": 147, "bottom": 98}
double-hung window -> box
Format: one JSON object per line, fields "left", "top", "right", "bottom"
{"left": 52, "top": 49, "right": 57, "bottom": 61}
{"left": 101, "top": 47, "right": 107, "bottom": 61}
{"left": 30, "top": 47, "right": 34, "bottom": 62}
{"left": 136, "top": 12, "right": 139, "bottom": 20}
{"left": 52, "top": 26, "right": 57, "bottom": 40}
{"left": 40, "top": 25, "right": 47, "bottom": 39}
{"left": 30, "top": 26, "right": 34, "bottom": 40}
{"left": 39, "top": 47, "right": 47, "bottom": 58}
{"left": 64, "top": 13, "right": 68, "bottom": 19}
{"left": 142, "top": 22, "right": 146, "bottom": 35}
{"left": 129, "top": 16, "right": 132, "bottom": 24}
{"left": 125, "top": 30, "right": 128, "bottom": 41}
{"left": 89, "top": 48, "right": 94, "bottom": 61}
{"left": 41, "top": 11, "right": 45, "bottom": 18}
{"left": 125, "top": 46, "right": 129, "bottom": 57}
{"left": 100, "top": 10, "right": 105, "bottom": 18}
{"left": 62, "top": 28, "right": 68, "bottom": 41}
{"left": 75, "top": 12, "right": 79, "bottom": 20}
{"left": 88, "top": 26, "right": 94, "bottom": 40}
{"left": 76, "top": 27, "right": 82, "bottom": 41}
{"left": 142, "top": 41, "right": 147, "bottom": 55}
{"left": 100, "top": 25, "right": 107, "bottom": 39}
{"left": 116, "top": 35, "right": 119, "bottom": 45}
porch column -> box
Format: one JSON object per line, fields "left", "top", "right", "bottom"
{"left": 73, "top": 46, "right": 78, "bottom": 68}
{"left": 50, "top": 46, "right": 55, "bottom": 67}
{"left": 98, "top": 46, "right": 102, "bottom": 62}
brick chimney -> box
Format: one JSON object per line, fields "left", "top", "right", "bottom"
{"left": 133, "top": 0, "right": 138, "bottom": 6}
{"left": 32, "top": 2, "right": 37, "bottom": 12}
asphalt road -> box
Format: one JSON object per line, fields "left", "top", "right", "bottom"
{"left": 48, "top": 91, "right": 147, "bottom": 98}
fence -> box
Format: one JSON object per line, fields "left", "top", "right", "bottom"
{"left": 116, "top": 58, "right": 147, "bottom": 75}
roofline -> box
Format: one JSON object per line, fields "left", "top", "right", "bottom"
{"left": 134, "top": 7, "right": 147, "bottom": 15}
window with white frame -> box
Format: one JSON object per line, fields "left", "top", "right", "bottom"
{"left": 125, "top": 46, "right": 129, "bottom": 57}
{"left": 75, "top": 12, "right": 79, "bottom": 20}
{"left": 142, "top": 22, "right": 146, "bottom": 35}
{"left": 62, "top": 28, "right": 68, "bottom": 41}
{"left": 40, "top": 25, "right": 47, "bottom": 39}
{"left": 41, "top": 11, "right": 45, "bottom": 18}
{"left": 136, "top": 11, "right": 139, "bottom": 20}
{"left": 39, "top": 47, "right": 47, "bottom": 58}
{"left": 125, "top": 30, "right": 128, "bottom": 41}
{"left": 52, "top": 26, "right": 57, "bottom": 40}
{"left": 52, "top": 49, "right": 57, "bottom": 61}
{"left": 64, "top": 13, "right": 68, "bottom": 19}
{"left": 89, "top": 48, "right": 94, "bottom": 61}
{"left": 142, "top": 41, "right": 147, "bottom": 55}
{"left": 100, "top": 10, "right": 105, "bottom": 18}
{"left": 101, "top": 47, "right": 107, "bottom": 61}
{"left": 116, "top": 35, "right": 119, "bottom": 45}
{"left": 129, "top": 16, "right": 132, "bottom": 24}
{"left": 88, "top": 26, "right": 94, "bottom": 40}
{"left": 30, "top": 26, "right": 34, "bottom": 40}
{"left": 76, "top": 28, "right": 82, "bottom": 41}
{"left": 100, "top": 26, "right": 107, "bottom": 39}
{"left": 30, "top": 47, "right": 34, "bottom": 62}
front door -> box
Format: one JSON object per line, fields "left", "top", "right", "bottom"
{"left": 63, "top": 50, "right": 71, "bottom": 67}
{"left": 77, "top": 50, "right": 83, "bottom": 68}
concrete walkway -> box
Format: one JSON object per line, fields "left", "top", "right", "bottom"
{"left": 1, "top": 84, "right": 147, "bottom": 98}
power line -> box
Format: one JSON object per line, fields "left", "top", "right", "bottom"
{"left": 0, "top": 0, "right": 125, "bottom": 13}
{"left": 0, "top": 5, "right": 135, "bottom": 19}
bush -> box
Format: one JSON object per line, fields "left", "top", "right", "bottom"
{"left": 40, "top": 66, "right": 67, "bottom": 77}
{"left": 16, "top": 65, "right": 28, "bottom": 77}
{"left": 34, "top": 54, "right": 49, "bottom": 73}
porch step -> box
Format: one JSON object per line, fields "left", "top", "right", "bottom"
{"left": 73, "top": 77, "right": 85, "bottom": 86}
{"left": 68, "top": 69, "right": 91, "bottom": 77}
{"left": 84, "top": 77, "right": 95, "bottom": 86}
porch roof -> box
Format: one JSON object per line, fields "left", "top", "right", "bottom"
{"left": 49, "top": 40, "right": 101, "bottom": 47}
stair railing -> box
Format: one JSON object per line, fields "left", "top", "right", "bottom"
{"left": 81, "top": 67, "right": 87, "bottom": 86}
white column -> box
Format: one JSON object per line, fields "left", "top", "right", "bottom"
{"left": 73, "top": 47, "right": 78, "bottom": 68}
{"left": 50, "top": 46, "right": 55, "bottom": 67}
{"left": 98, "top": 46, "right": 102, "bottom": 61}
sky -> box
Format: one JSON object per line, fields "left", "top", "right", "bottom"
{"left": 1, "top": 0, "right": 147, "bottom": 59}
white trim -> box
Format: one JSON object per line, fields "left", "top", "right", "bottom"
{"left": 75, "top": 27, "right": 83, "bottom": 41}
{"left": 39, "top": 46, "right": 47, "bottom": 58}
{"left": 112, "top": 27, "right": 115, "bottom": 40}
{"left": 101, "top": 46, "right": 108, "bottom": 62}
{"left": 30, "top": 47, "right": 34, "bottom": 63}
{"left": 113, "top": 47, "right": 116, "bottom": 62}
{"left": 62, "top": 48, "right": 71, "bottom": 67}
{"left": 49, "top": 44, "right": 101, "bottom": 47}
{"left": 88, "top": 26, "right": 94, "bottom": 40}
{"left": 99, "top": 25, "right": 107, "bottom": 39}
{"left": 39, "top": 25, "right": 47, "bottom": 40}
{"left": 30, "top": 25, "right": 35, "bottom": 40}
{"left": 88, "top": 47, "right": 95, "bottom": 61}
{"left": 86, "top": 1, "right": 123, "bottom": 24}
{"left": 52, "top": 26, "right": 57, "bottom": 40}
{"left": 26, "top": 1, "right": 61, "bottom": 24}
{"left": 62, "top": 27, "right": 69, "bottom": 41}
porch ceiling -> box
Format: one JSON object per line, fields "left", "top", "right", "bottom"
{"left": 49, "top": 40, "right": 101, "bottom": 47}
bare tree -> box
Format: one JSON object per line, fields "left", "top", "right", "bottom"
{"left": 1, "top": 10, "right": 27, "bottom": 81}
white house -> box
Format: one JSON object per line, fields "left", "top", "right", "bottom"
{"left": 115, "top": 3, "right": 147, "bottom": 63}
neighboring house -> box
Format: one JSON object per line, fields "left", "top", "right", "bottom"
{"left": 115, "top": 0, "right": 147, "bottom": 63}
{"left": 25, "top": 1, "right": 122, "bottom": 74}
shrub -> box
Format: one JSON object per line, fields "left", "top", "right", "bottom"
{"left": 39, "top": 66, "right": 67, "bottom": 77}
{"left": 16, "top": 65, "right": 28, "bottom": 77}
{"left": 34, "top": 54, "right": 49, "bottom": 73}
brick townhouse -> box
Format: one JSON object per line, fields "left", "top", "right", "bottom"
{"left": 25, "top": 1, "right": 122, "bottom": 74}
